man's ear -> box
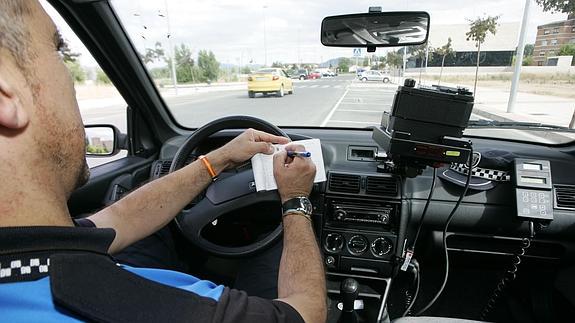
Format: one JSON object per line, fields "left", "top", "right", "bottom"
{"left": 0, "top": 76, "right": 29, "bottom": 129}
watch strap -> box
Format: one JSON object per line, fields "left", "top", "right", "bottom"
{"left": 282, "top": 210, "right": 311, "bottom": 221}
{"left": 282, "top": 196, "right": 312, "bottom": 221}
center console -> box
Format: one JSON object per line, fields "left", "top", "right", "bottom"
{"left": 318, "top": 171, "right": 404, "bottom": 322}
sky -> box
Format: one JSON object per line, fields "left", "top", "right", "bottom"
{"left": 43, "top": 0, "right": 569, "bottom": 68}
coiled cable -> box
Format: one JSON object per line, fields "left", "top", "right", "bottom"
{"left": 479, "top": 237, "right": 533, "bottom": 321}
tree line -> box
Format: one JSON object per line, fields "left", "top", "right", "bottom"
{"left": 62, "top": 43, "right": 111, "bottom": 85}
{"left": 142, "top": 42, "right": 222, "bottom": 84}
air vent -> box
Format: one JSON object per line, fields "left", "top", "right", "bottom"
{"left": 555, "top": 185, "right": 575, "bottom": 210}
{"left": 329, "top": 173, "right": 360, "bottom": 194}
{"left": 366, "top": 176, "right": 398, "bottom": 196}
{"left": 152, "top": 160, "right": 172, "bottom": 178}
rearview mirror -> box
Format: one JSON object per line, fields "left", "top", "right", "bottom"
{"left": 321, "top": 11, "right": 430, "bottom": 48}
{"left": 85, "top": 125, "right": 119, "bottom": 157}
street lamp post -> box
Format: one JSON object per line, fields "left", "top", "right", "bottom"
{"left": 263, "top": 5, "right": 268, "bottom": 67}
{"left": 507, "top": 0, "right": 531, "bottom": 113}
{"left": 164, "top": 0, "right": 178, "bottom": 95}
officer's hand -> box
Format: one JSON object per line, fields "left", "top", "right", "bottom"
{"left": 273, "top": 144, "right": 316, "bottom": 203}
{"left": 216, "top": 128, "right": 290, "bottom": 168}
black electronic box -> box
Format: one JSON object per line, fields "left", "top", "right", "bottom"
{"left": 372, "top": 79, "right": 474, "bottom": 174}
{"left": 513, "top": 158, "right": 554, "bottom": 221}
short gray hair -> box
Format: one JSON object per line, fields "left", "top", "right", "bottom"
{"left": 0, "top": 0, "right": 32, "bottom": 70}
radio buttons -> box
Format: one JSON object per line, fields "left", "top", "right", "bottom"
{"left": 324, "top": 233, "right": 345, "bottom": 253}
{"left": 371, "top": 237, "right": 393, "bottom": 257}
{"left": 347, "top": 235, "right": 368, "bottom": 255}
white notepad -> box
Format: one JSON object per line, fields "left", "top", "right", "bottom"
{"left": 251, "top": 138, "right": 327, "bottom": 192}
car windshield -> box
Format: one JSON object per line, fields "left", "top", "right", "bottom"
{"left": 107, "top": 1, "right": 574, "bottom": 144}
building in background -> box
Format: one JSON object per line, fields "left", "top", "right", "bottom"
{"left": 533, "top": 14, "right": 575, "bottom": 66}
{"left": 419, "top": 22, "right": 520, "bottom": 67}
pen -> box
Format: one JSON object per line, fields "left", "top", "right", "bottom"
{"left": 287, "top": 151, "right": 312, "bottom": 158}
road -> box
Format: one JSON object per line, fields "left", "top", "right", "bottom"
{"left": 83, "top": 74, "right": 573, "bottom": 167}
{"left": 166, "top": 74, "right": 392, "bottom": 128}
{"left": 81, "top": 74, "right": 489, "bottom": 132}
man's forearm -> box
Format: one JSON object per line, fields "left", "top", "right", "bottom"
{"left": 277, "top": 214, "right": 327, "bottom": 323}
{"left": 88, "top": 151, "right": 228, "bottom": 254}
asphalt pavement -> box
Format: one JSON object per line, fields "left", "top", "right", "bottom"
{"left": 81, "top": 75, "right": 406, "bottom": 133}
{"left": 81, "top": 73, "right": 574, "bottom": 168}
{"left": 166, "top": 75, "right": 357, "bottom": 128}
{"left": 80, "top": 74, "right": 492, "bottom": 131}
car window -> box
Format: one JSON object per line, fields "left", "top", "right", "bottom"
{"left": 257, "top": 68, "right": 275, "bottom": 73}
{"left": 43, "top": 1, "right": 128, "bottom": 168}
{"left": 109, "top": 1, "right": 575, "bottom": 144}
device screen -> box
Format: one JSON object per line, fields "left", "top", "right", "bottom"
{"left": 523, "top": 163, "right": 542, "bottom": 171}
{"left": 521, "top": 176, "right": 546, "bottom": 184}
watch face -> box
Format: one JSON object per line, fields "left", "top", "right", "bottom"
{"left": 301, "top": 198, "right": 313, "bottom": 215}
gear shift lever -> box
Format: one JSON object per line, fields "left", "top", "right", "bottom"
{"left": 338, "top": 278, "right": 359, "bottom": 323}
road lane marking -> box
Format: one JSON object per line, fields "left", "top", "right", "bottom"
{"left": 321, "top": 88, "right": 350, "bottom": 127}
{"left": 309, "top": 85, "right": 319, "bottom": 88}
{"left": 321, "top": 85, "right": 330, "bottom": 88}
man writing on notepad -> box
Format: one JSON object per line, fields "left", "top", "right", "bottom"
{"left": 0, "top": 2, "right": 325, "bottom": 320}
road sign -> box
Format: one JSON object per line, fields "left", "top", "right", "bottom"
{"left": 353, "top": 48, "right": 362, "bottom": 57}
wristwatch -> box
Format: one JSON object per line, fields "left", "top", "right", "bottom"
{"left": 282, "top": 196, "right": 313, "bottom": 221}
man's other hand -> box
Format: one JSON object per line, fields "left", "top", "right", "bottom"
{"left": 273, "top": 144, "right": 316, "bottom": 203}
{"left": 212, "top": 128, "right": 289, "bottom": 169}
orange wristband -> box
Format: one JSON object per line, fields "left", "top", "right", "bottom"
{"left": 199, "top": 155, "right": 218, "bottom": 181}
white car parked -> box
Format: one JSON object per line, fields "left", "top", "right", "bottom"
{"left": 358, "top": 70, "right": 391, "bottom": 83}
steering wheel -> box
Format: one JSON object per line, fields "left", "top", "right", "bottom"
{"left": 169, "top": 116, "right": 289, "bottom": 257}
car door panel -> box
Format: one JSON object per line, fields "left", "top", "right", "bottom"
{"left": 68, "top": 156, "right": 155, "bottom": 217}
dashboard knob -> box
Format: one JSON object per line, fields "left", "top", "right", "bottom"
{"left": 325, "top": 256, "right": 335, "bottom": 266}
{"left": 347, "top": 235, "right": 368, "bottom": 255}
{"left": 324, "top": 233, "right": 345, "bottom": 253}
{"left": 379, "top": 213, "right": 390, "bottom": 225}
{"left": 371, "top": 237, "right": 393, "bottom": 257}
{"left": 334, "top": 209, "right": 347, "bottom": 220}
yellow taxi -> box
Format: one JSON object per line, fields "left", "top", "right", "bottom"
{"left": 247, "top": 68, "right": 294, "bottom": 98}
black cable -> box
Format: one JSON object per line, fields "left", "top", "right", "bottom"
{"left": 399, "top": 168, "right": 436, "bottom": 318}
{"left": 479, "top": 236, "right": 533, "bottom": 320}
{"left": 409, "top": 167, "right": 437, "bottom": 251}
{"left": 402, "top": 264, "right": 421, "bottom": 317}
{"left": 414, "top": 144, "right": 474, "bottom": 316}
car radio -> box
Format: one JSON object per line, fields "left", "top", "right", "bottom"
{"left": 332, "top": 203, "right": 393, "bottom": 225}
{"left": 327, "top": 200, "right": 398, "bottom": 231}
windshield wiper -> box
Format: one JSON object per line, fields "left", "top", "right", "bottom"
{"left": 467, "top": 120, "right": 574, "bottom": 132}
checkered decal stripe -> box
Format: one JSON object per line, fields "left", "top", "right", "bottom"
{"left": 0, "top": 257, "right": 50, "bottom": 282}
{"left": 451, "top": 164, "right": 511, "bottom": 182}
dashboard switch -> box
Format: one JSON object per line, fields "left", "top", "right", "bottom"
{"left": 324, "top": 233, "right": 345, "bottom": 253}
{"left": 325, "top": 256, "right": 336, "bottom": 266}
{"left": 370, "top": 237, "right": 393, "bottom": 257}
{"left": 334, "top": 209, "right": 347, "bottom": 220}
{"left": 347, "top": 235, "right": 368, "bottom": 255}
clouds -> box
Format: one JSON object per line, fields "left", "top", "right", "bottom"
{"left": 45, "top": 0, "right": 568, "bottom": 67}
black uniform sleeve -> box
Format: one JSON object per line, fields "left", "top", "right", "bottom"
{"left": 213, "top": 288, "right": 305, "bottom": 323}
{"left": 50, "top": 253, "right": 305, "bottom": 323}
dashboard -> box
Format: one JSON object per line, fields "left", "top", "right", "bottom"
{"left": 82, "top": 126, "right": 575, "bottom": 321}
{"left": 150, "top": 128, "right": 575, "bottom": 280}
